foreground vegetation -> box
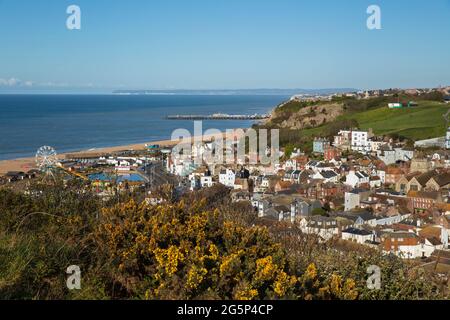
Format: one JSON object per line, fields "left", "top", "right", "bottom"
{"left": 0, "top": 180, "right": 446, "bottom": 300}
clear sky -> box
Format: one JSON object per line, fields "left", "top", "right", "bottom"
{"left": 0, "top": 0, "right": 449, "bottom": 92}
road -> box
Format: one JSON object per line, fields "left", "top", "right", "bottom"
{"left": 140, "top": 161, "right": 177, "bottom": 189}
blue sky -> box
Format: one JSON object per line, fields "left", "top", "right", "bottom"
{"left": 0, "top": 0, "right": 449, "bottom": 92}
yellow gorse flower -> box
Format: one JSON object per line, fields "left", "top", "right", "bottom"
{"left": 235, "top": 287, "right": 259, "bottom": 300}
{"left": 254, "top": 256, "right": 277, "bottom": 282}
{"left": 186, "top": 265, "right": 208, "bottom": 290}
{"left": 154, "top": 245, "right": 185, "bottom": 275}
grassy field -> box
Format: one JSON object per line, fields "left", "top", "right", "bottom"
{"left": 301, "top": 100, "right": 449, "bottom": 141}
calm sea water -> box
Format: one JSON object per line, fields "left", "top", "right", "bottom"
{"left": 0, "top": 94, "right": 287, "bottom": 160}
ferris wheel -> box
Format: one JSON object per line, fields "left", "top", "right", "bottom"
{"left": 35, "top": 146, "right": 59, "bottom": 175}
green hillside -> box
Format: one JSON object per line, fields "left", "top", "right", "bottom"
{"left": 306, "top": 100, "right": 448, "bottom": 141}
{"left": 258, "top": 96, "right": 449, "bottom": 152}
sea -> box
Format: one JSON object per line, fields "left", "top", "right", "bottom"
{"left": 0, "top": 94, "right": 288, "bottom": 160}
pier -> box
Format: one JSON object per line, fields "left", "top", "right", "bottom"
{"left": 166, "top": 113, "right": 270, "bottom": 120}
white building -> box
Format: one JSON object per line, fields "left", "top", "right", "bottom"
{"left": 345, "top": 170, "right": 370, "bottom": 188}
{"left": 381, "top": 232, "right": 427, "bottom": 259}
{"left": 189, "top": 171, "right": 214, "bottom": 190}
{"left": 370, "top": 140, "right": 385, "bottom": 152}
{"left": 345, "top": 192, "right": 361, "bottom": 211}
{"left": 351, "top": 131, "right": 371, "bottom": 153}
{"left": 342, "top": 228, "right": 374, "bottom": 244}
{"left": 219, "top": 169, "right": 236, "bottom": 188}
{"left": 376, "top": 169, "right": 386, "bottom": 184}
{"left": 334, "top": 130, "right": 351, "bottom": 148}
{"left": 312, "top": 170, "right": 339, "bottom": 183}
{"left": 446, "top": 128, "right": 450, "bottom": 150}
{"left": 376, "top": 214, "right": 410, "bottom": 226}
{"left": 201, "top": 176, "right": 213, "bottom": 188}
{"left": 260, "top": 176, "right": 271, "bottom": 189}
{"left": 252, "top": 176, "right": 270, "bottom": 193}
{"left": 284, "top": 158, "right": 299, "bottom": 171}
{"left": 369, "top": 176, "right": 382, "bottom": 189}
{"left": 388, "top": 103, "right": 403, "bottom": 109}
{"left": 377, "top": 147, "right": 414, "bottom": 165}
{"left": 299, "top": 216, "right": 339, "bottom": 241}
{"left": 171, "top": 159, "right": 198, "bottom": 177}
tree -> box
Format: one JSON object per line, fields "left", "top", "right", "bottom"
{"left": 311, "top": 208, "right": 328, "bottom": 217}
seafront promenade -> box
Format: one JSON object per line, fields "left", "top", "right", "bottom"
{"left": 0, "top": 130, "right": 246, "bottom": 175}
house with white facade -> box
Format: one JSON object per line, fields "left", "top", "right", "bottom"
{"left": 381, "top": 232, "right": 423, "bottom": 259}
{"left": 376, "top": 169, "right": 386, "bottom": 184}
{"left": 334, "top": 130, "right": 352, "bottom": 149}
{"left": 446, "top": 128, "right": 450, "bottom": 149}
{"left": 369, "top": 176, "right": 382, "bottom": 189}
{"left": 335, "top": 210, "right": 377, "bottom": 228}
{"left": 256, "top": 195, "right": 322, "bottom": 223}
{"left": 188, "top": 169, "right": 213, "bottom": 190}
{"left": 167, "top": 155, "right": 199, "bottom": 177}
{"left": 345, "top": 170, "right": 370, "bottom": 188}
{"left": 376, "top": 214, "right": 411, "bottom": 226}
{"left": 219, "top": 169, "right": 236, "bottom": 188}
{"left": 284, "top": 159, "right": 298, "bottom": 171}
{"left": 370, "top": 140, "right": 386, "bottom": 152}
{"left": 201, "top": 176, "right": 213, "bottom": 188}
{"left": 351, "top": 131, "right": 371, "bottom": 153}
{"left": 381, "top": 229, "right": 447, "bottom": 259}
{"left": 299, "top": 216, "right": 339, "bottom": 241}
{"left": 345, "top": 192, "right": 361, "bottom": 211}
{"left": 377, "top": 147, "right": 414, "bottom": 165}
{"left": 312, "top": 170, "right": 339, "bottom": 183}
{"left": 262, "top": 175, "right": 272, "bottom": 188}
{"left": 342, "top": 228, "right": 375, "bottom": 244}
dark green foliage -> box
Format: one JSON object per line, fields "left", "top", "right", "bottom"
{"left": 311, "top": 208, "right": 328, "bottom": 217}
{"left": 343, "top": 97, "right": 390, "bottom": 112}
{"left": 324, "top": 119, "right": 359, "bottom": 138}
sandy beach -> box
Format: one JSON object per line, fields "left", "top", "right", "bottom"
{"left": 0, "top": 139, "right": 171, "bottom": 175}
{"left": 0, "top": 131, "right": 246, "bottom": 175}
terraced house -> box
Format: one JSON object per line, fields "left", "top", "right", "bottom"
{"left": 407, "top": 191, "right": 443, "bottom": 213}
{"left": 396, "top": 170, "right": 450, "bottom": 194}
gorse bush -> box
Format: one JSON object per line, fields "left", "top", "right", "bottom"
{"left": 0, "top": 181, "right": 445, "bottom": 300}
{"left": 95, "top": 198, "right": 359, "bottom": 300}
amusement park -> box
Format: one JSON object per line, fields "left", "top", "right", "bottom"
{"left": 1, "top": 144, "right": 176, "bottom": 198}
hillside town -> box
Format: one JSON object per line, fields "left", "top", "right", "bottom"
{"left": 2, "top": 101, "right": 450, "bottom": 271}
{"left": 163, "top": 126, "right": 450, "bottom": 265}
{"left": 290, "top": 86, "right": 450, "bottom": 103}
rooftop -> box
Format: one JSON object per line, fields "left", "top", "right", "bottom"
{"left": 343, "top": 228, "right": 372, "bottom": 236}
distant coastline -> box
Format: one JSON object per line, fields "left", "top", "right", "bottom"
{"left": 112, "top": 88, "right": 357, "bottom": 96}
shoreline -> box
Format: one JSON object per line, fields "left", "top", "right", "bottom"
{"left": 0, "top": 130, "right": 246, "bottom": 175}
